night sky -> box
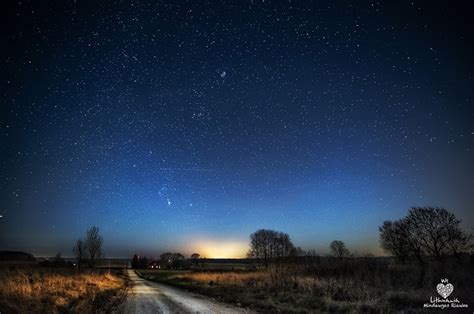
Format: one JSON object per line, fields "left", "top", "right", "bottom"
{"left": 1, "top": 1, "right": 473, "bottom": 258}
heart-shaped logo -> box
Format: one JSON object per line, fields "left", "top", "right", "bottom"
{"left": 436, "top": 283, "right": 454, "bottom": 299}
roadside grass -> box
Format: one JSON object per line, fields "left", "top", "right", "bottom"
{"left": 0, "top": 266, "right": 129, "bottom": 313}
{"left": 191, "top": 262, "right": 251, "bottom": 271}
{"left": 137, "top": 269, "right": 191, "bottom": 281}
{"left": 136, "top": 257, "right": 473, "bottom": 313}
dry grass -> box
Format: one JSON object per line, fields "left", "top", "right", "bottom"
{"left": 0, "top": 266, "right": 128, "bottom": 313}
{"left": 142, "top": 257, "right": 474, "bottom": 313}
{"left": 163, "top": 270, "right": 383, "bottom": 310}
{"left": 174, "top": 270, "right": 268, "bottom": 285}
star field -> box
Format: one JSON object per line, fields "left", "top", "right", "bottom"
{"left": 1, "top": 1, "right": 473, "bottom": 257}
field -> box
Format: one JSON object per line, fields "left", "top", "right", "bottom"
{"left": 0, "top": 266, "right": 129, "bottom": 313}
{"left": 137, "top": 257, "right": 474, "bottom": 313}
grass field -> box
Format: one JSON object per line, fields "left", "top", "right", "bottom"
{"left": 191, "top": 262, "right": 251, "bottom": 271}
{"left": 0, "top": 266, "right": 129, "bottom": 313}
{"left": 137, "top": 257, "right": 474, "bottom": 313}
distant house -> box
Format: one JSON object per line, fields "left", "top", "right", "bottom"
{"left": 148, "top": 261, "right": 160, "bottom": 269}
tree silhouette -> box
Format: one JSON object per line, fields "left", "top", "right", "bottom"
{"left": 84, "top": 226, "right": 103, "bottom": 268}
{"left": 247, "top": 229, "right": 296, "bottom": 266}
{"left": 141, "top": 256, "right": 149, "bottom": 269}
{"left": 379, "top": 220, "right": 413, "bottom": 261}
{"left": 131, "top": 254, "right": 139, "bottom": 269}
{"left": 73, "top": 238, "right": 88, "bottom": 269}
{"left": 330, "top": 240, "right": 350, "bottom": 258}
{"left": 379, "top": 207, "right": 472, "bottom": 263}
{"left": 160, "top": 252, "right": 185, "bottom": 269}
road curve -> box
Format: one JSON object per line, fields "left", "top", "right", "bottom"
{"left": 121, "top": 269, "right": 253, "bottom": 314}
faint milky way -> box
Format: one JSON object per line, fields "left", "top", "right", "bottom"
{"left": 0, "top": 1, "right": 473, "bottom": 257}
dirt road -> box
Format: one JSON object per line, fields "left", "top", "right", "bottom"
{"left": 121, "top": 269, "right": 252, "bottom": 313}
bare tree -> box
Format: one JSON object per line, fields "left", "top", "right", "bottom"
{"left": 73, "top": 238, "right": 88, "bottom": 268}
{"left": 379, "top": 207, "right": 472, "bottom": 263}
{"left": 406, "top": 207, "right": 472, "bottom": 260}
{"left": 380, "top": 218, "right": 426, "bottom": 263}
{"left": 330, "top": 240, "right": 350, "bottom": 258}
{"left": 379, "top": 220, "right": 413, "bottom": 261}
{"left": 84, "top": 226, "right": 103, "bottom": 268}
{"left": 247, "top": 229, "right": 295, "bottom": 266}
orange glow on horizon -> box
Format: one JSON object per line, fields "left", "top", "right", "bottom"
{"left": 183, "top": 239, "right": 249, "bottom": 259}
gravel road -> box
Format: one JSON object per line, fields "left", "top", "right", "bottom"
{"left": 121, "top": 269, "right": 253, "bottom": 314}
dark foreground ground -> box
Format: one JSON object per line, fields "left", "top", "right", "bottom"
{"left": 137, "top": 256, "right": 473, "bottom": 313}
{"left": 1, "top": 256, "right": 472, "bottom": 313}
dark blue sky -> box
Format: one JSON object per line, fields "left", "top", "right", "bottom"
{"left": 1, "top": 1, "right": 473, "bottom": 258}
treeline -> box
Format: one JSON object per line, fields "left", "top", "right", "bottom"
{"left": 0, "top": 251, "right": 34, "bottom": 261}
{"left": 131, "top": 252, "right": 192, "bottom": 269}
{"left": 247, "top": 229, "right": 296, "bottom": 266}
{"left": 131, "top": 206, "right": 471, "bottom": 270}
{"left": 247, "top": 207, "right": 472, "bottom": 265}
{"left": 246, "top": 229, "right": 354, "bottom": 264}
